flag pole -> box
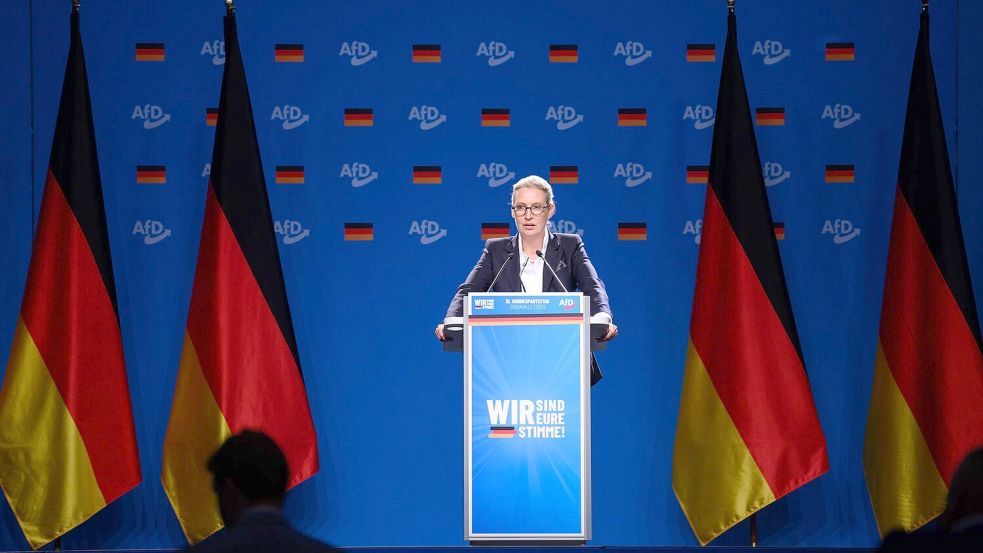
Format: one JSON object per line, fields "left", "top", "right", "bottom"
{"left": 922, "top": 0, "right": 928, "bottom": 12}
{"left": 226, "top": 0, "right": 234, "bottom": 13}
{"left": 72, "top": 0, "right": 79, "bottom": 12}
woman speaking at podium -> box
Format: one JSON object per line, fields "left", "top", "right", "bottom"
{"left": 434, "top": 175, "right": 617, "bottom": 385}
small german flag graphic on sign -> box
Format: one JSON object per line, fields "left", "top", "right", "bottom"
{"left": 412, "top": 44, "right": 441, "bottom": 63}
{"left": 687, "top": 43, "right": 716, "bottom": 62}
{"left": 481, "top": 223, "right": 510, "bottom": 240}
{"left": 774, "top": 222, "right": 786, "bottom": 241}
{"left": 618, "top": 222, "right": 647, "bottom": 241}
{"left": 825, "top": 164, "right": 855, "bottom": 183}
{"left": 136, "top": 165, "right": 166, "bottom": 184}
{"left": 413, "top": 165, "right": 442, "bottom": 184}
{"left": 686, "top": 165, "right": 710, "bottom": 184}
{"left": 755, "top": 107, "right": 785, "bottom": 126}
{"left": 826, "top": 42, "right": 855, "bottom": 62}
{"left": 481, "top": 108, "right": 510, "bottom": 127}
{"left": 206, "top": 108, "right": 218, "bottom": 126}
{"left": 489, "top": 426, "right": 516, "bottom": 439}
{"left": 344, "top": 108, "right": 374, "bottom": 127}
{"left": 549, "top": 166, "right": 579, "bottom": 184}
{"left": 344, "top": 223, "right": 374, "bottom": 241}
{"left": 274, "top": 43, "right": 304, "bottom": 63}
{"left": 618, "top": 108, "right": 647, "bottom": 127}
{"left": 549, "top": 44, "right": 578, "bottom": 63}
{"left": 135, "top": 43, "right": 165, "bottom": 62}
{"left": 275, "top": 165, "right": 304, "bottom": 184}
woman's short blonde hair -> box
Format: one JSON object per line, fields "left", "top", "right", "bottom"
{"left": 511, "top": 175, "right": 554, "bottom": 205}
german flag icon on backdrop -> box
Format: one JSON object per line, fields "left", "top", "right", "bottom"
{"left": 549, "top": 165, "right": 578, "bottom": 184}
{"left": 205, "top": 107, "right": 218, "bottom": 126}
{"left": 344, "top": 108, "right": 373, "bottom": 127}
{"left": 618, "top": 108, "right": 647, "bottom": 127}
{"left": 687, "top": 43, "right": 716, "bottom": 62}
{"left": 617, "top": 222, "right": 646, "bottom": 241}
{"left": 826, "top": 42, "right": 856, "bottom": 62}
{"left": 481, "top": 223, "right": 510, "bottom": 240}
{"left": 0, "top": 5, "right": 141, "bottom": 549}
{"left": 672, "top": 6, "right": 827, "bottom": 546}
{"left": 481, "top": 108, "right": 510, "bottom": 127}
{"left": 755, "top": 107, "right": 785, "bottom": 126}
{"left": 412, "top": 44, "right": 441, "bottom": 63}
{"left": 162, "top": 8, "right": 318, "bottom": 544}
{"left": 275, "top": 165, "right": 305, "bottom": 184}
{"left": 344, "top": 223, "right": 374, "bottom": 241}
{"left": 135, "top": 42, "right": 165, "bottom": 61}
{"left": 274, "top": 43, "right": 304, "bottom": 62}
{"left": 136, "top": 165, "right": 166, "bottom": 184}
{"left": 825, "top": 164, "right": 855, "bottom": 183}
{"left": 413, "top": 165, "right": 442, "bottom": 184}
{"left": 549, "top": 44, "right": 578, "bottom": 63}
{"left": 863, "top": 6, "right": 983, "bottom": 536}
{"left": 686, "top": 165, "right": 709, "bottom": 184}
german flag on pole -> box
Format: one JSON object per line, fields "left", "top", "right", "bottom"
{"left": 161, "top": 7, "right": 319, "bottom": 544}
{"left": 0, "top": 6, "right": 141, "bottom": 549}
{"left": 863, "top": 6, "right": 983, "bottom": 536}
{"left": 672, "top": 6, "right": 828, "bottom": 546}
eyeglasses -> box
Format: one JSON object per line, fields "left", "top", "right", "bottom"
{"left": 511, "top": 203, "right": 551, "bottom": 216}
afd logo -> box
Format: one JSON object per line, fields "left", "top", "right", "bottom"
{"left": 548, "top": 220, "right": 584, "bottom": 237}
{"left": 409, "top": 105, "right": 446, "bottom": 130}
{"left": 683, "top": 105, "right": 715, "bottom": 129}
{"left": 340, "top": 163, "right": 378, "bottom": 187}
{"left": 131, "top": 105, "right": 170, "bottom": 129}
{"left": 339, "top": 41, "right": 378, "bottom": 66}
{"left": 762, "top": 161, "right": 791, "bottom": 187}
{"left": 274, "top": 219, "right": 310, "bottom": 244}
{"left": 558, "top": 299, "right": 576, "bottom": 310}
{"left": 822, "top": 104, "right": 861, "bottom": 129}
{"left": 752, "top": 40, "right": 791, "bottom": 65}
{"left": 200, "top": 40, "right": 225, "bottom": 65}
{"left": 271, "top": 105, "right": 309, "bottom": 130}
{"left": 822, "top": 219, "right": 861, "bottom": 244}
{"left": 476, "top": 41, "right": 514, "bottom": 66}
{"left": 132, "top": 220, "right": 171, "bottom": 245}
{"left": 409, "top": 220, "right": 447, "bottom": 245}
{"left": 614, "top": 163, "right": 652, "bottom": 187}
{"left": 477, "top": 163, "right": 515, "bottom": 188}
{"left": 613, "top": 41, "right": 652, "bottom": 66}
{"left": 474, "top": 298, "right": 495, "bottom": 310}
{"left": 545, "top": 105, "right": 583, "bottom": 130}
{"left": 683, "top": 219, "right": 702, "bottom": 244}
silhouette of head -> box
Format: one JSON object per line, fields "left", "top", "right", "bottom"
{"left": 208, "top": 430, "right": 289, "bottom": 525}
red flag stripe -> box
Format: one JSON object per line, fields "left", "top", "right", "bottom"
{"left": 19, "top": 171, "right": 140, "bottom": 502}
{"left": 690, "top": 187, "right": 828, "bottom": 494}
{"left": 186, "top": 187, "right": 319, "bottom": 485}
{"left": 879, "top": 192, "right": 983, "bottom": 482}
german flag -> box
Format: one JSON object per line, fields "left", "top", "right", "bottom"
{"left": 686, "top": 165, "right": 709, "bottom": 184}
{"left": 136, "top": 165, "right": 166, "bottom": 184}
{"left": 774, "top": 222, "right": 786, "bottom": 240}
{"left": 274, "top": 43, "right": 304, "bottom": 62}
{"left": 549, "top": 44, "right": 578, "bottom": 63}
{"left": 135, "top": 42, "right": 164, "bottom": 61}
{"left": 673, "top": 9, "right": 827, "bottom": 546}
{"left": 755, "top": 107, "right": 785, "bottom": 126}
{"left": 481, "top": 108, "right": 510, "bottom": 127}
{"left": 412, "top": 165, "right": 442, "bottom": 184}
{"left": 863, "top": 8, "right": 983, "bottom": 536}
{"left": 0, "top": 8, "right": 141, "bottom": 549}
{"left": 489, "top": 426, "right": 516, "bottom": 438}
{"left": 617, "top": 222, "right": 646, "bottom": 241}
{"left": 481, "top": 223, "right": 510, "bottom": 240}
{"left": 549, "top": 165, "right": 578, "bottom": 184}
{"left": 618, "top": 108, "right": 647, "bottom": 127}
{"left": 687, "top": 43, "right": 716, "bottom": 62}
{"left": 826, "top": 42, "right": 856, "bottom": 62}
{"left": 825, "top": 164, "right": 855, "bottom": 183}
{"left": 344, "top": 223, "right": 374, "bottom": 241}
{"left": 412, "top": 44, "right": 441, "bottom": 63}
{"left": 344, "top": 108, "right": 373, "bottom": 127}
{"left": 275, "top": 165, "right": 304, "bottom": 184}
{"left": 162, "top": 12, "right": 318, "bottom": 545}
{"left": 205, "top": 107, "right": 218, "bottom": 126}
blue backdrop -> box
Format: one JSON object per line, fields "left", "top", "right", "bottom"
{"left": 0, "top": 0, "right": 980, "bottom": 550}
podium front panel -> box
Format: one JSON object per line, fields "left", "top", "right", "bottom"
{"left": 464, "top": 292, "right": 590, "bottom": 542}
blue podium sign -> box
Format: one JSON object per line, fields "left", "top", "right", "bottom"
{"left": 464, "top": 293, "right": 591, "bottom": 542}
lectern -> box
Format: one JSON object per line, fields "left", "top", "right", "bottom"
{"left": 462, "top": 292, "right": 591, "bottom": 542}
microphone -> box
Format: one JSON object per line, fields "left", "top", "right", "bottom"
{"left": 518, "top": 255, "right": 529, "bottom": 292}
{"left": 537, "top": 250, "right": 568, "bottom": 292}
{"left": 487, "top": 254, "right": 514, "bottom": 292}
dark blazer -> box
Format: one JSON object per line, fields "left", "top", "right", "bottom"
{"left": 186, "top": 511, "right": 338, "bottom": 553}
{"left": 444, "top": 232, "right": 612, "bottom": 385}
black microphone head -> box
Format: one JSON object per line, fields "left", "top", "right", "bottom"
{"left": 536, "top": 250, "right": 544, "bottom": 258}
